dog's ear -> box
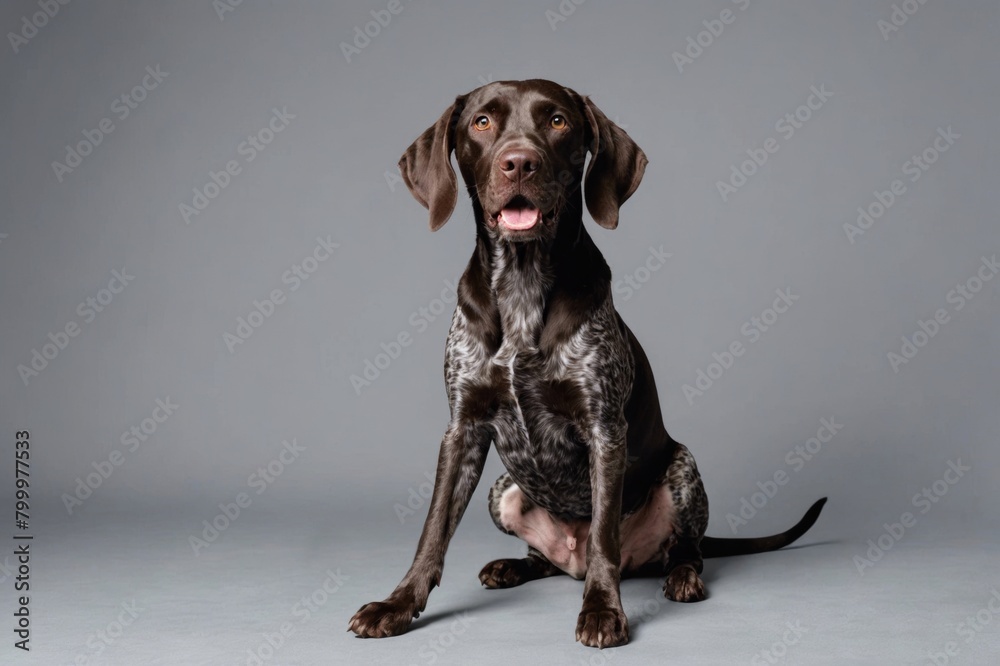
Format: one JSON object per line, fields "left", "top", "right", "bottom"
{"left": 398, "top": 96, "right": 466, "bottom": 231}
{"left": 579, "top": 96, "right": 648, "bottom": 230}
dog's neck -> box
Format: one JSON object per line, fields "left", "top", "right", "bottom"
{"left": 470, "top": 199, "right": 601, "bottom": 364}
{"left": 489, "top": 239, "right": 555, "bottom": 363}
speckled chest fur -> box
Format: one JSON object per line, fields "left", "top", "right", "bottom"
{"left": 444, "top": 235, "right": 640, "bottom": 521}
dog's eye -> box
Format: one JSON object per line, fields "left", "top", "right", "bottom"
{"left": 474, "top": 116, "right": 492, "bottom": 131}
{"left": 550, "top": 115, "right": 568, "bottom": 130}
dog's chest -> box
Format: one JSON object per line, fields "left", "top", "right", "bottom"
{"left": 487, "top": 252, "right": 596, "bottom": 516}
{"left": 491, "top": 346, "right": 593, "bottom": 517}
{"left": 444, "top": 245, "right": 599, "bottom": 516}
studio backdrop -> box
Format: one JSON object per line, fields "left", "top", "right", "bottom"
{"left": 1, "top": 1, "right": 998, "bottom": 664}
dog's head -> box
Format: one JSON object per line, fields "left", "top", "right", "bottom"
{"left": 399, "top": 79, "right": 647, "bottom": 242}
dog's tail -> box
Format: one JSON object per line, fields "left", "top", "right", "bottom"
{"left": 701, "top": 498, "right": 827, "bottom": 559}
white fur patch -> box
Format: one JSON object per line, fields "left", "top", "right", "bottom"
{"left": 497, "top": 483, "right": 676, "bottom": 578}
{"left": 620, "top": 485, "right": 676, "bottom": 570}
{"left": 498, "top": 484, "right": 590, "bottom": 579}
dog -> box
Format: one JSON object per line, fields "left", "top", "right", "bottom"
{"left": 348, "top": 79, "right": 826, "bottom": 648}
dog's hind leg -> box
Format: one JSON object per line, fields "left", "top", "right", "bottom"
{"left": 660, "top": 443, "right": 710, "bottom": 602}
{"left": 480, "top": 474, "right": 567, "bottom": 588}
{"left": 479, "top": 547, "right": 565, "bottom": 589}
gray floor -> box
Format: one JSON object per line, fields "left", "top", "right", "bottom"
{"left": 6, "top": 500, "right": 998, "bottom": 666}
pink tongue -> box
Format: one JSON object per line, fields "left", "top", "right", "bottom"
{"left": 499, "top": 206, "right": 540, "bottom": 230}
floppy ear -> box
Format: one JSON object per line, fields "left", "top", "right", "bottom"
{"left": 580, "top": 96, "right": 648, "bottom": 230}
{"left": 398, "top": 96, "right": 465, "bottom": 231}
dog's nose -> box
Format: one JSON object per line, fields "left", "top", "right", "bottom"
{"left": 497, "top": 147, "right": 541, "bottom": 181}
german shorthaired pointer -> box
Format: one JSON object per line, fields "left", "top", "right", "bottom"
{"left": 348, "top": 79, "right": 826, "bottom": 648}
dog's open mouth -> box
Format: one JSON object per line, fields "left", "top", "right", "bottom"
{"left": 496, "top": 195, "right": 542, "bottom": 231}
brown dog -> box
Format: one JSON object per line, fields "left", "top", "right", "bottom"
{"left": 349, "top": 79, "right": 826, "bottom": 648}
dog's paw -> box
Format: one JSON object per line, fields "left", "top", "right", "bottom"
{"left": 478, "top": 558, "right": 530, "bottom": 589}
{"left": 347, "top": 600, "right": 415, "bottom": 638}
{"left": 575, "top": 606, "right": 629, "bottom": 648}
{"left": 663, "top": 564, "right": 706, "bottom": 602}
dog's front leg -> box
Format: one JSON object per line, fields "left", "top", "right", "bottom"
{"left": 348, "top": 421, "right": 490, "bottom": 638}
{"left": 576, "top": 420, "right": 630, "bottom": 648}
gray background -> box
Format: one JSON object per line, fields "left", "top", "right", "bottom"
{"left": 1, "top": 0, "right": 998, "bottom": 664}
